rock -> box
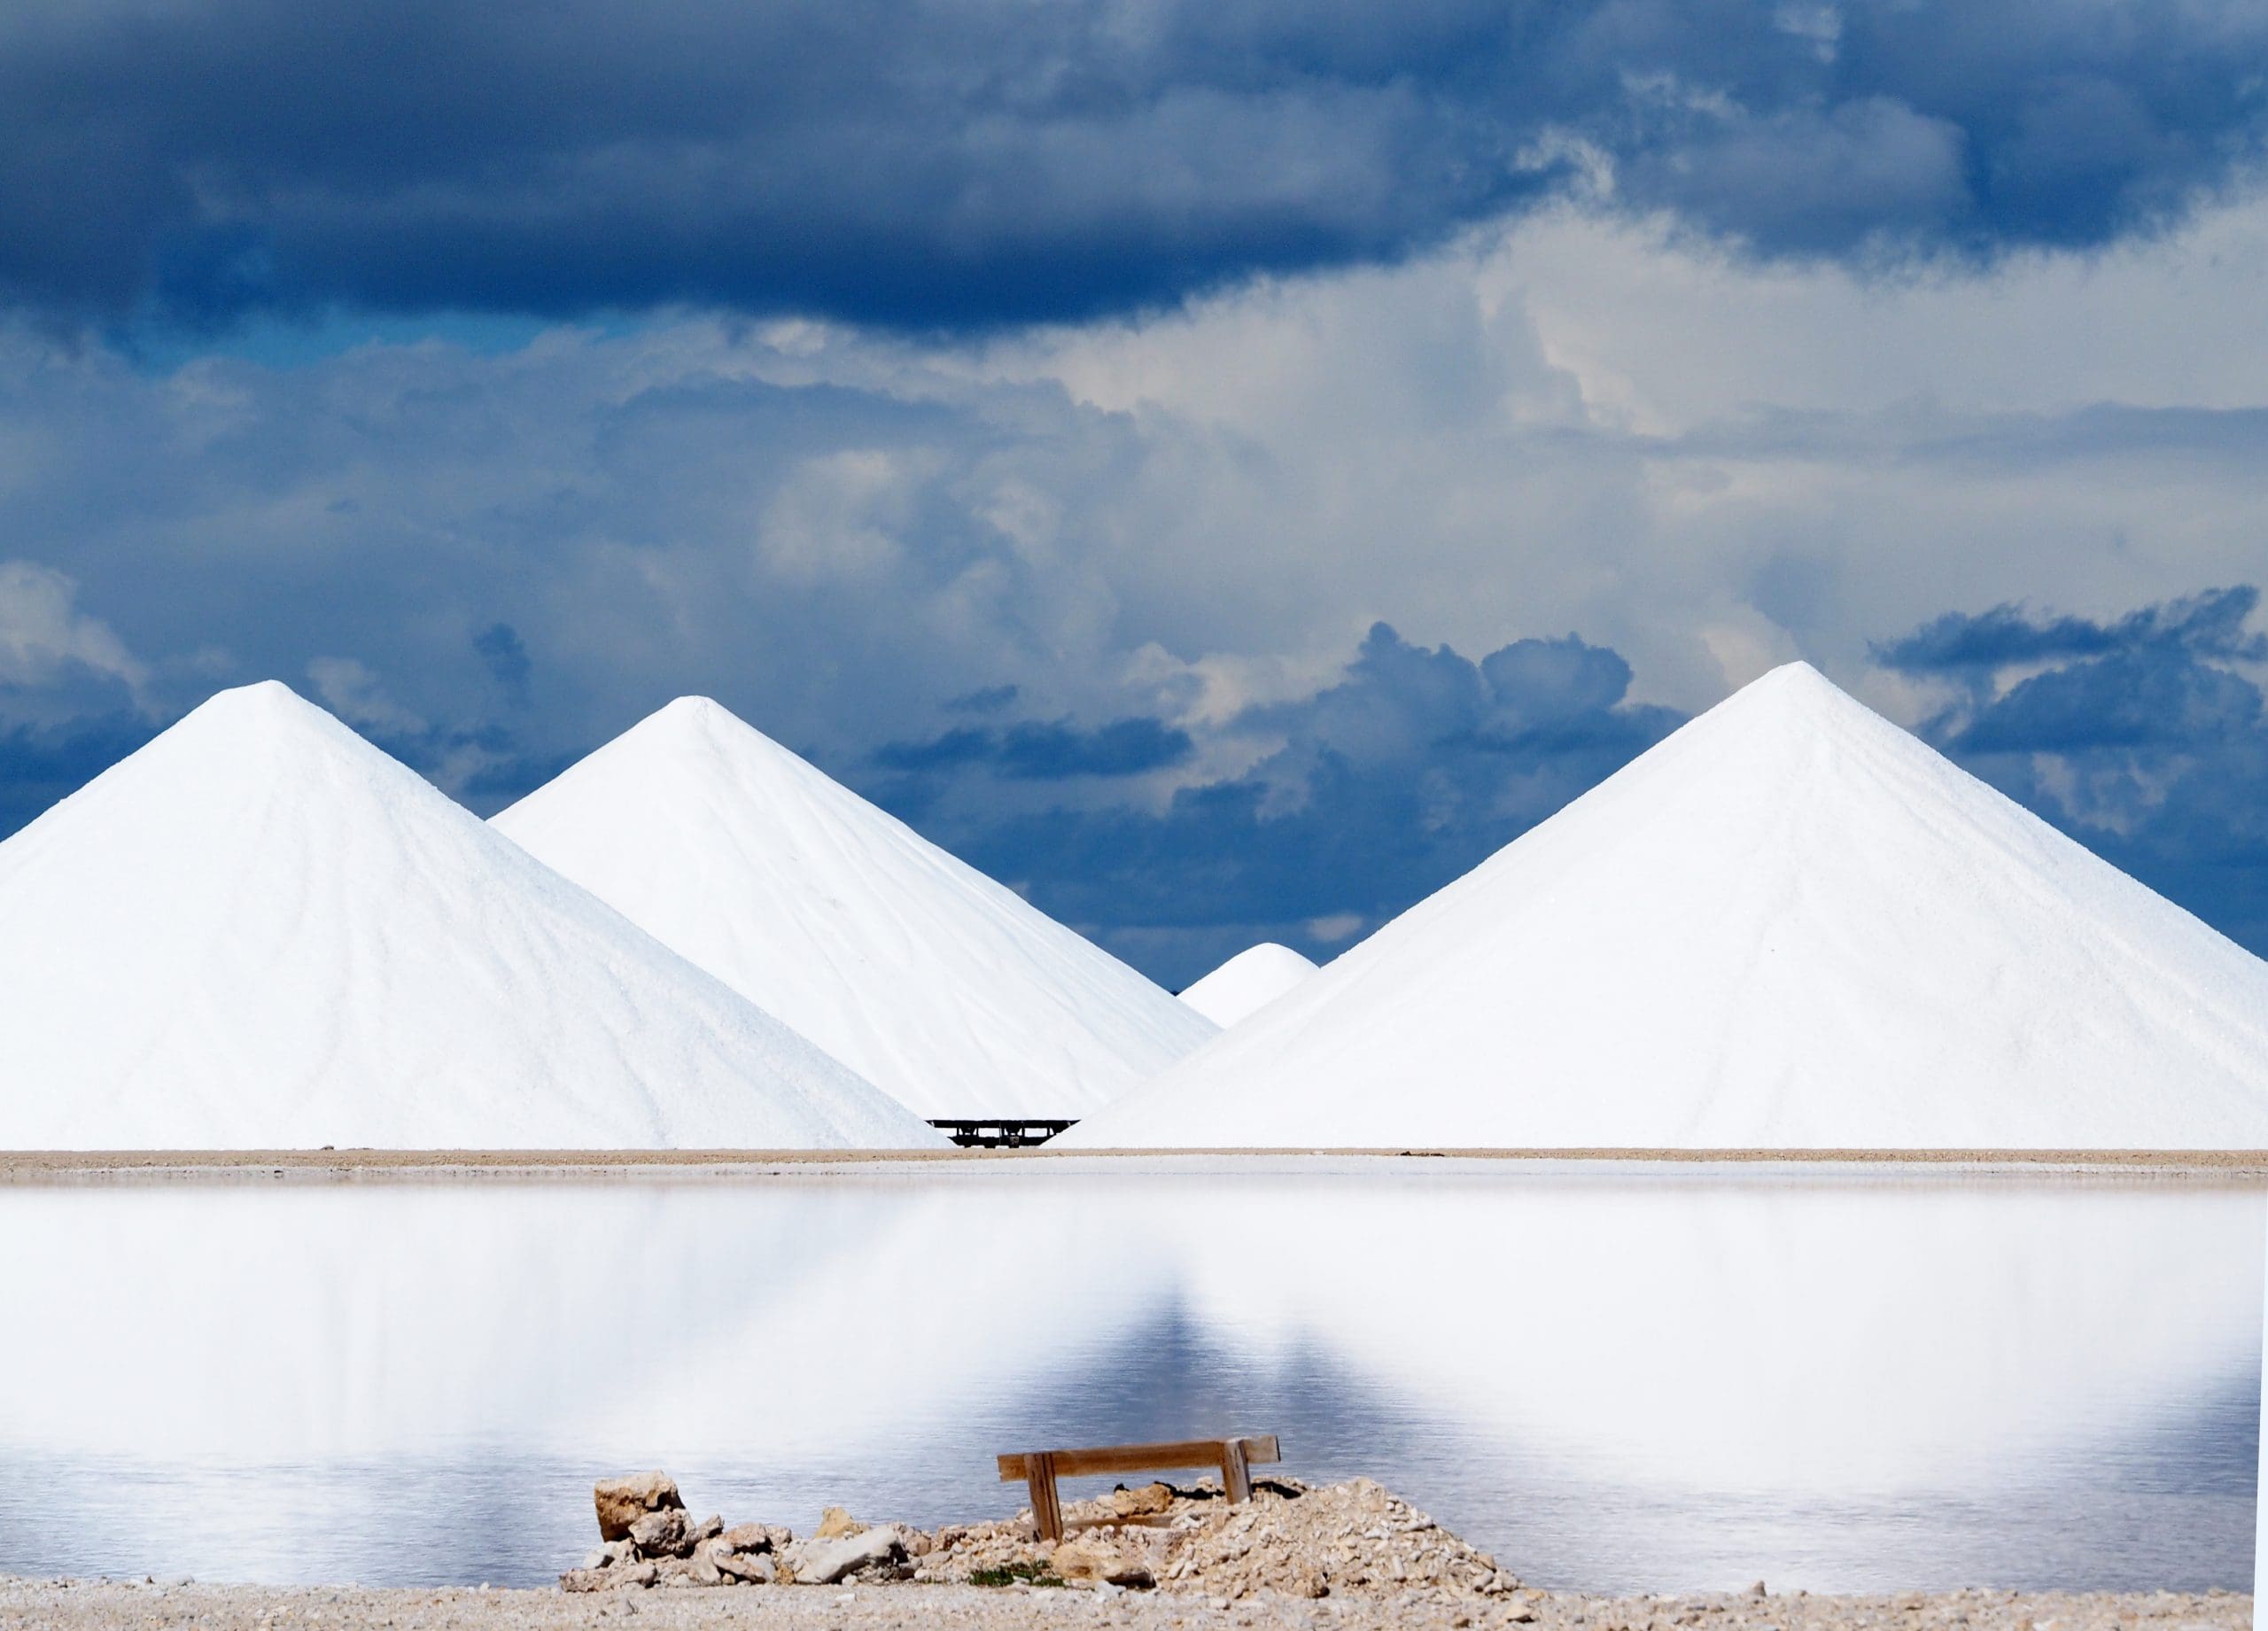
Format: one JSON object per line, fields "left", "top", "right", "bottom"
{"left": 718, "top": 1550, "right": 777, "bottom": 1585}
{"left": 594, "top": 1472, "right": 684, "bottom": 1542}
{"left": 1051, "top": 1536, "right": 1156, "bottom": 1588}
{"left": 629, "top": 1508, "right": 691, "bottom": 1558}
{"left": 1104, "top": 1483, "right": 1177, "bottom": 1518}
{"left": 1751, "top": 1582, "right": 1769, "bottom": 1599}
{"left": 656, "top": 1556, "right": 713, "bottom": 1588}
{"left": 785, "top": 1525, "right": 911, "bottom": 1586}
{"left": 571, "top": 1473, "right": 1528, "bottom": 1604}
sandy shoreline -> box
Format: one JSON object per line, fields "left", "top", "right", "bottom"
{"left": 0, "top": 1579, "right": 2244, "bottom": 1631}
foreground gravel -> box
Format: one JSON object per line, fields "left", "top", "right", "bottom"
{"left": 0, "top": 1578, "right": 2246, "bottom": 1631}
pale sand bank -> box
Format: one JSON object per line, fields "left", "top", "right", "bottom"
{"left": 0, "top": 1580, "right": 2244, "bottom": 1631}
{"left": 4, "top": 1148, "right": 2266, "bottom": 1185}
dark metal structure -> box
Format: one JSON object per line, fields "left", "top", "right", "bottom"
{"left": 927, "top": 1118, "right": 1077, "bottom": 1148}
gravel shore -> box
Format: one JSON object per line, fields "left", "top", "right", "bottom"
{"left": 4, "top": 1147, "right": 2268, "bottom": 1170}
{"left": 1, "top": 1578, "right": 2245, "bottom": 1631}
{"left": 4, "top": 1149, "right": 2264, "bottom": 1185}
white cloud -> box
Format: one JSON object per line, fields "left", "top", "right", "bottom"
{"left": 959, "top": 190, "right": 2268, "bottom": 712}
{"left": 1, "top": 186, "right": 2266, "bottom": 773}
{"left": 305, "top": 657, "right": 426, "bottom": 737}
{"left": 1304, "top": 913, "right": 1366, "bottom": 944}
{"left": 757, "top": 447, "right": 920, "bottom": 585}
{"left": 0, "top": 560, "right": 145, "bottom": 696}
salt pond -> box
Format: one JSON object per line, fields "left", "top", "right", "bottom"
{"left": 0, "top": 1160, "right": 2257, "bottom": 1594}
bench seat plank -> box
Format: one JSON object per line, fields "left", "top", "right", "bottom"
{"left": 998, "top": 1436, "right": 1281, "bottom": 1542}
{"left": 998, "top": 1435, "right": 1279, "bottom": 1482}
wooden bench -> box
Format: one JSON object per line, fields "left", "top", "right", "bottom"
{"left": 996, "top": 1435, "right": 1281, "bottom": 1542}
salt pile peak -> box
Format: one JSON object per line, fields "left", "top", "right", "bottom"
{"left": 0, "top": 682, "right": 941, "bottom": 1150}
{"left": 1178, "top": 943, "right": 1321, "bottom": 1028}
{"left": 1061, "top": 662, "right": 2268, "bottom": 1151}
{"left": 490, "top": 697, "right": 1217, "bottom": 1119}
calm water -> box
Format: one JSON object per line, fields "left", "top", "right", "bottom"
{"left": 0, "top": 1160, "right": 2258, "bottom": 1593}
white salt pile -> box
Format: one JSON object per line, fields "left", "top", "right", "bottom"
{"left": 0, "top": 682, "right": 942, "bottom": 1150}
{"left": 1060, "top": 663, "right": 2268, "bottom": 1150}
{"left": 1178, "top": 942, "right": 1321, "bottom": 1027}
{"left": 491, "top": 698, "right": 1217, "bottom": 1119}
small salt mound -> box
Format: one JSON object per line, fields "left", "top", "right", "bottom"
{"left": 1060, "top": 663, "right": 2268, "bottom": 1151}
{"left": 491, "top": 698, "right": 1217, "bottom": 1120}
{"left": 0, "top": 682, "right": 942, "bottom": 1150}
{"left": 1178, "top": 943, "right": 1321, "bottom": 1027}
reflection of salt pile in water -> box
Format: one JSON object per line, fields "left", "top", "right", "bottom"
{"left": 0, "top": 1181, "right": 1145, "bottom": 1466}
{"left": 1063, "top": 663, "right": 2268, "bottom": 1149}
{"left": 493, "top": 697, "right": 1216, "bottom": 1119}
{"left": 0, "top": 1173, "right": 2247, "bottom": 1557}
{"left": 0, "top": 683, "right": 938, "bottom": 1150}
{"left": 1178, "top": 943, "right": 1320, "bottom": 1027}
{"left": 1158, "top": 1174, "right": 2257, "bottom": 1498}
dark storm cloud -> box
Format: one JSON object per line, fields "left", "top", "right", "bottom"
{"left": 871, "top": 728, "right": 996, "bottom": 776}
{"left": 1953, "top": 649, "right": 2263, "bottom": 753}
{"left": 334, "top": 711, "right": 577, "bottom": 810}
{"left": 944, "top": 684, "right": 1020, "bottom": 716}
{"left": 1882, "top": 587, "right": 2268, "bottom": 960}
{"left": 875, "top": 716, "right": 1193, "bottom": 780}
{"left": 879, "top": 625, "right": 1684, "bottom": 981}
{"left": 0, "top": 711, "right": 153, "bottom": 838}
{"left": 5, "top": 299, "right": 2268, "bottom": 987}
{"left": 1876, "top": 585, "right": 2268, "bottom": 674}
{"left": 472, "top": 623, "right": 532, "bottom": 702}
{"left": 0, "top": 666, "right": 565, "bottom": 833}
{"left": 997, "top": 718, "right": 1194, "bottom": 779}
{"left": 4, "top": 0, "right": 2266, "bottom": 330}
{"left": 878, "top": 604, "right": 2268, "bottom": 984}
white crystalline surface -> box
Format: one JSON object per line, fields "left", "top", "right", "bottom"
{"left": 491, "top": 698, "right": 1218, "bottom": 1119}
{"left": 0, "top": 683, "right": 942, "bottom": 1151}
{"left": 1062, "top": 663, "right": 2268, "bottom": 1150}
{"left": 1178, "top": 943, "right": 1320, "bottom": 1027}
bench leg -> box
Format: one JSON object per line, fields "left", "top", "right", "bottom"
{"left": 1026, "top": 1450, "right": 1063, "bottom": 1542}
{"left": 1220, "top": 1437, "right": 1253, "bottom": 1503}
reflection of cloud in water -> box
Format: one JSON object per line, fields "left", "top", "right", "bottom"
{"left": 0, "top": 1167, "right": 2256, "bottom": 1591}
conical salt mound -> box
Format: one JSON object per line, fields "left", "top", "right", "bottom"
{"left": 1060, "top": 663, "right": 2268, "bottom": 1150}
{"left": 1178, "top": 943, "right": 1320, "bottom": 1028}
{"left": 0, "top": 682, "right": 942, "bottom": 1150}
{"left": 490, "top": 698, "right": 1219, "bottom": 1119}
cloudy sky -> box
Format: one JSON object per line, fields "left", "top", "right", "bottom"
{"left": 4, "top": 0, "right": 2266, "bottom": 986}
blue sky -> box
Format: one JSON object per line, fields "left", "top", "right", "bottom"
{"left": 3, "top": 0, "right": 2266, "bottom": 986}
